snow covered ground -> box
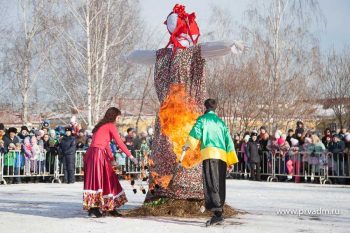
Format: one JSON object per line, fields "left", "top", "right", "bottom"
{"left": 0, "top": 180, "right": 349, "bottom": 233}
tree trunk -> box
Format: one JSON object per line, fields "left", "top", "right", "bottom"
{"left": 22, "top": 40, "right": 31, "bottom": 124}
{"left": 86, "top": 3, "right": 93, "bottom": 128}
{"left": 136, "top": 68, "right": 152, "bottom": 132}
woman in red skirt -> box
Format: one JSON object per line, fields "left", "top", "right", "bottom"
{"left": 83, "top": 107, "right": 138, "bottom": 217}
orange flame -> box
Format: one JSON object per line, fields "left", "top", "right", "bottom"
{"left": 148, "top": 158, "right": 155, "bottom": 167}
{"left": 150, "top": 171, "right": 174, "bottom": 189}
{"left": 150, "top": 171, "right": 159, "bottom": 179}
{"left": 158, "top": 175, "right": 173, "bottom": 188}
{"left": 159, "top": 84, "right": 202, "bottom": 168}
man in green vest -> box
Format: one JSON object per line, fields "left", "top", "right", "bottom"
{"left": 183, "top": 98, "right": 238, "bottom": 227}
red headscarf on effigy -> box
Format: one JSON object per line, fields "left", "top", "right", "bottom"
{"left": 164, "top": 4, "right": 200, "bottom": 55}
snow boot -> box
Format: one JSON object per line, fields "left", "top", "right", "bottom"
{"left": 205, "top": 215, "right": 224, "bottom": 227}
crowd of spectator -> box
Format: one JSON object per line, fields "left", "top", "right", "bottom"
{"left": 232, "top": 121, "right": 350, "bottom": 184}
{"left": 2, "top": 118, "right": 350, "bottom": 185}
{"left": 0, "top": 117, "right": 154, "bottom": 185}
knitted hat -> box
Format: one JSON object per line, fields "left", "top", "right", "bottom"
{"left": 24, "top": 137, "right": 30, "bottom": 144}
{"left": 0, "top": 123, "right": 5, "bottom": 131}
{"left": 49, "top": 129, "right": 56, "bottom": 135}
{"left": 277, "top": 138, "right": 285, "bottom": 145}
{"left": 65, "top": 126, "right": 72, "bottom": 132}
{"left": 251, "top": 130, "right": 258, "bottom": 137}
{"left": 42, "top": 121, "right": 50, "bottom": 128}
{"left": 34, "top": 130, "right": 41, "bottom": 137}
{"left": 345, "top": 134, "right": 350, "bottom": 142}
{"left": 244, "top": 135, "right": 250, "bottom": 142}
{"left": 8, "top": 127, "right": 17, "bottom": 134}
{"left": 274, "top": 130, "right": 282, "bottom": 139}
{"left": 127, "top": 128, "right": 135, "bottom": 133}
{"left": 21, "top": 126, "right": 29, "bottom": 132}
{"left": 296, "top": 121, "right": 304, "bottom": 127}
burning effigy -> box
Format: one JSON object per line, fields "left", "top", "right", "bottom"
{"left": 124, "top": 4, "right": 246, "bottom": 215}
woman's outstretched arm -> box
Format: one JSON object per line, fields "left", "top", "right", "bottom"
{"left": 109, "top": 124, "right": 132, "bottom": 158}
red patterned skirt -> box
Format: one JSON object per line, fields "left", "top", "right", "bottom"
{"left": 83, "top": 147, "right": 127, "bottom": 211}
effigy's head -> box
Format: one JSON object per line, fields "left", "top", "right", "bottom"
{"left": 164, "top": 4, "right": 200, "bottom": 49}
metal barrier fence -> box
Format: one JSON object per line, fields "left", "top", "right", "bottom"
{"left": 229, "top": 150, "right": 350, "bottom": 184}
{"left": 0, "top": 149, "right": 148, "bottom": 185}
{"left": 2, "top": 148, "right": 349, "bottom": 185}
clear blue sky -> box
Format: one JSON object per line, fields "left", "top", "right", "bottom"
{"left": 139, "top": 0, "right": 350, "bottom": 51}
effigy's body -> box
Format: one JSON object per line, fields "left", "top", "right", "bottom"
{"left": 149, "top": 45, "right": 206, "bottom": 200}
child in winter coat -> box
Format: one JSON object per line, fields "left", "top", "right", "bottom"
{"left": 307, "top": 134, "right": 325, "bottom": 178}
{"left": 13, "top": 143, "right": 24, "bottom": 183}
{"left": 268, "top": 131, "right": 290, "bottom": 176}
{"left": 47, "top": 130, "right": 59, "bottom": 174}
{"left": 76, "top": 129, "right": 87, "bottom": 150}
{"left": 22, "top": 137, "right": 33, "bottom": 175}
{"left": 247, "top": 132, "right": 261, "bottom": 181}
{"left": 287, "top": 138, "right": 301, "bottom": 182}
{"left": 4, "top": 143, "right": 16, "bottom": 183}
{"left": 31, "top": 136, "right": 41, "bottom": 174}
{"left": 83, "top": 137, "right": 92, "bottom": 150}
{"left": 240, "top": 135, "right": 251, "bottom": 175}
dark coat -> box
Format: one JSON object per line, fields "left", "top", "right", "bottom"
{"left": 247, "top": 140, "right": 261, "bottom": 163}
{"left": 258, "top": 134, "right": 269, "bottom": 152}
{"left": 76, "top": 135, "right": 86, "bottom": 149}
{"left": 2, "top": 134, "right": 20, "bottom": 153}
{"left": 329, "top": 140, "right": 345, "bottom": 161}
{"left": 329, "top": 141, "right": 345, "bottom": 154}
{"left": 59, "top": 136, "right": 76, "bottom": 156}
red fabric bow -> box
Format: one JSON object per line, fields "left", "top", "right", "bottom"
{"left": 173, "top": 4, "right": 187, "bottom": 19}
{"left": 163, "top": 4, "right": 200, "bottom": 57}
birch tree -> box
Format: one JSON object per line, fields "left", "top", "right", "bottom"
{"left": 50, "top": 0, "right": 142, "bottom": 127}
{"left": 320, "top": 48, "right": 350, "bottom": 128}
{"left": 3, "top": 0, "right": 55, "bottom": 123}
{"left": 241, "top": 0, "right": 324, "bottom": 131}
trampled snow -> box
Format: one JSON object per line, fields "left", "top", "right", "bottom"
{"left": 0, "top": 180, "right": 349, "bottom": 233}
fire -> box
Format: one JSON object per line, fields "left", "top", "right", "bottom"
{"left": 158, "top": 175, "right": 173, "bottom": 188}
{"left": 151, "top": 171, "right": 159, "bottom": 179}
{"left": 151, "top": 171, "right": 173, "bottom": 189}
{"left": 148, "top": 158, "right": 155, "bottom": 167}
{"left": 159, "top": 83, "right": 202, "bottom": 168}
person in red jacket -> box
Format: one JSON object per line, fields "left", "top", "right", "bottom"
{"left": 83, "top": 107, "right": 138, "bottom": 217}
